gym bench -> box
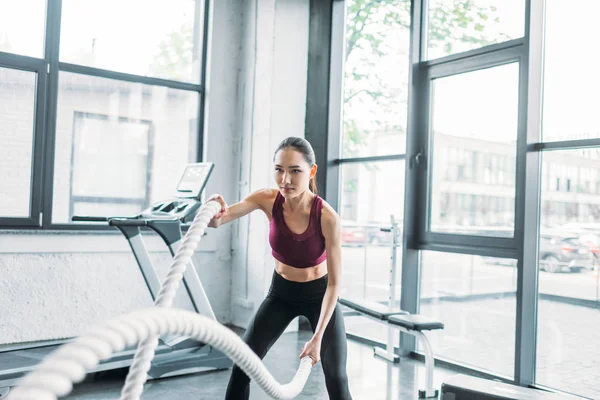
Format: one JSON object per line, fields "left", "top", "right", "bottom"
{"left": 339, "top": 297, "right": 444, "bottom": 399}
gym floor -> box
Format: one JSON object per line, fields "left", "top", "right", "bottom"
{"left": 67, "top": 328, "right": 455, "bottom": 399}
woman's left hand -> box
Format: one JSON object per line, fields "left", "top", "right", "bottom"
{"left": 299, "top": 336, "right": 322, "bottom": 366}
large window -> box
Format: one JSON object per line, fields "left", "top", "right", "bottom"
{"left": 0, "top": 0, "right": 208, "bottom": 229}
{"left": 430, "top": 63, "right": 519, "bottom": 237}
{"left": 535, "top": 153, "right": 600, "bottom": 400}
{"left": 420, "top": 251, "right": 517, "bottom": 377}
{"left": 342, "top": 0, "right": 411, "bottom": 158}
{"left": 0, "top": 68, "right": 37, "bottom": 218}
{"left": 541, "top": 0, "right": 600, "bottom": 143}
{"left": 332, "top": 0, "right": 600, "bottom": 398}
{"left": 533, "top": 2, "right": 600, "bottom": 397}
{"left": 338, "top": 0, "right": 411, "bottom": 347}
{"left": 0, "top": 0, "right": 47, "bottom": 58}
{"left": 426, "top": 0, "right": 525, "bottom": 60}
{"left": 60, "top": 0, "right": 204, "bottom": 83}
{"left": 340, "top": 161, "right": 405, "bottom": 345}
{"left": 52, "top": 73, "right": 199, "bottom": 223}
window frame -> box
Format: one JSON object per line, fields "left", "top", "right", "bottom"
{"left": 0, "top": 0, "right": 210, "bottom": 230}
{"left": 0, "top": 54, "right": 48, "bottom": 228}
{"left": 68, "top": 112, "right": 154, "bottom": 219}
{"left": 421, "top": 51, "right": 525, "bottom": 252}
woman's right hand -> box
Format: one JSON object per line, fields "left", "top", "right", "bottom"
{"left": 207, "top": 194, "right": 228, "bottom": 227}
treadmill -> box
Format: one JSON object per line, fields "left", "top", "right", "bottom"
{"left": 0, "top": 162, "right": 231, "bottom": 397}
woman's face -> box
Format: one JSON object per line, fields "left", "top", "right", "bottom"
{"left": 273, "top": 148, "right": 315, "bottom": 199}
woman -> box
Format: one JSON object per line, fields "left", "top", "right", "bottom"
{"left": 208, "top": 137, "right": 352, "bottom": 399}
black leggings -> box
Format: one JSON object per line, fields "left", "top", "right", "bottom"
{"left": 225, "top": 271, "right": 352, "bottom": 399}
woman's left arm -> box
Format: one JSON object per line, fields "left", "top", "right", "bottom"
{"left": 299, "top": 205, "right": 342, "bottom": 364}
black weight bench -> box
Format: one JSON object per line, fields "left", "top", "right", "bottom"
{"left": 388, "top": 314, "right": 444, "bottom": 398}
{"left": 340, "top": 297, "right": 444, "bottom": 398}
{"left": 339, "top": 297, "right": 408, "bottom": 320}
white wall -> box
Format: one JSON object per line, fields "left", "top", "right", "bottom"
{"left": 230, "top": 0, "right": 310, "bottom": 328}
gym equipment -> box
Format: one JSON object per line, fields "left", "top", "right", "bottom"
{"left": 8, "top": 309, "right": 313, "bottom": 400}
{"left": 8, "top": 199, "right": 313, "bottom": 400}
{"left": 441, "top": 374, "right": 585, "bottom": 399}
{"left": 374, "top": 215, "right": 403, "bottom": 364}
{"left": 0, "top": 163, "right": 230, "bottom": 397}
{"left": 339, "top": 215, "right": 444, "bottom": 398}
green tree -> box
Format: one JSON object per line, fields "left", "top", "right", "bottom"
{"left": 149, "top": 24, "right": 194, "bottom": 82}
{"left": 343, "top": 0, "right": 509, "bottom": 157}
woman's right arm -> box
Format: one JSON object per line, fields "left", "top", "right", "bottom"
{"left": 207, "top": 189, "right": 274, "bottom": 228}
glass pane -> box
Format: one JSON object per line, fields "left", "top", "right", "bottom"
{"left": 427, "top": 0, "right": 525, "bottom": 60}
{"left": 60, "top": 0, "right": 205, "bottom": 83}
{"left": 0, "top": 67, "right": 37, "bottom": 218}
{"left": 420, "top": 251, "right": 517, "bottom": 377}
{"left": 542, "top": 1, "right": 600, "bottom": 142}
{"left": 430, "top": 63, "right": 519, "bottom": 237}
{"left": 339, "top": 161, "right": 405, "bottom": 345}
{"left": 536, "top": 149, "right": 600, "bottom": 398}
{"left": 52, "top": 72, "right": 199, "bottom": 223}
{"left": 341, "top": 0, "right": 410, "bottom": 158}
{"left": 0, "top": 0, "right": 46, "bottom": 58}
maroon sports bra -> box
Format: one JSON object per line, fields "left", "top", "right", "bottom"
{"left": 268, "top": 192, "right": 327, "bottom": 268}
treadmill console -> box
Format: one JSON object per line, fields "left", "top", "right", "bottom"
{"left": 176, "top": 163, "right": 214, "bottom": 199}
{"left": 140, "top": 163, "right": 214, "bottom": 221}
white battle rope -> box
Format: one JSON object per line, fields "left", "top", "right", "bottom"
{"left": 8, "top": 200, "right": 313, "bottom": 400}
{"left": 8, "top": 309, "right": 313, "bottom": 400}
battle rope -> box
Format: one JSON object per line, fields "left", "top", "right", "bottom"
{"left": 8, "top": 200, "right": 312, "bottom": 400}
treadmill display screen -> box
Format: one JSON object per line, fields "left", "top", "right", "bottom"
{"left": 175, "top": 163, "right": 214, "bottom": 198}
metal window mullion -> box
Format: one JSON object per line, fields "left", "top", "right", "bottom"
{"left": 0, "top": 52, "right": 46, "bottom": 71}
{"left": 419, "top": 242, "right": 518, "bottom": 259}
{"left": 399, "top": 0, "right": 426, "bottom": 357}
{"left": 424, "top": 232, "right": 516, "bottom": 250}
{"left": 196, "top": 0, "right": 211, "bottom": 162}
{"left": 325, "top": 0, "right": 346, "bottom": 212}
{"left": 427, "top": 45, "right": 524, "bottom": 80}
{"left": 515, "top": 0, "right": 545, "bottom": 387}
{"left": 305, "top": 0, "right": 334, "bottom": 200}
{"left": 530, "top": 138, "right": 600, "bottom": 151}
{"left": 29, "top": 59, "right": 49, "bottom": 226}
{"left": 41, "top": 0, "right": 62, "bottom": 228}
{"left": 0, "top": 217, "right": 41, "bottom": 228}
{"left": 424, "top": 38, "right": 526, "bottom": 67}
{"left": 58, "top": 62, "right": 202, "bottom": 92}
{"left": 335, "top": 154, "right": 406, "bottom": 165}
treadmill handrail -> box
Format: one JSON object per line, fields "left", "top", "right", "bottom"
{"left": 108, "top": 218, "right": 148, "bottom": 227}
{"left": 71, "top": 216, "right": 110, "bottom": 222}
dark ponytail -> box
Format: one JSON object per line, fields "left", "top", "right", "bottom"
{"left": 274, "top": 137, "right": 318, "bottom": 194}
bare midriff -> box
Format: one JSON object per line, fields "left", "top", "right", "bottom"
{"left": 275, "top": 259, "right": 328, "bottom": 282}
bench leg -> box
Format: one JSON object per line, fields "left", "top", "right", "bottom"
{"left": 413, "top": 331, "right": 439, "bottom": 398}
{"left": 374, "top": 325, "right": 400, "bottom": 363}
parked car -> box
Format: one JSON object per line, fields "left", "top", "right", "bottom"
{"left": 574, "top": 232, "right": 600, "bottom": 270}
{"left": 341, "top": 221, "right": 400, "bottom": 246}
{"left": 539, "top": 233, "right": 593, "bottom": 273}
{"left": 366, "top": 225, "right": 394, "bottom": 246}
{"left": 484, "top": 233, "right": 594, "bottom": 273}
{"left": 341, "top": 222, "right": 367, "bottom": 245}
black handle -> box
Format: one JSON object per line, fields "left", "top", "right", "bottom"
{"left": 109, "top": 218, "right": 147, "bottom": 227}
{"left": 72, "top": 216, "right": 109, "bottom": 222}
